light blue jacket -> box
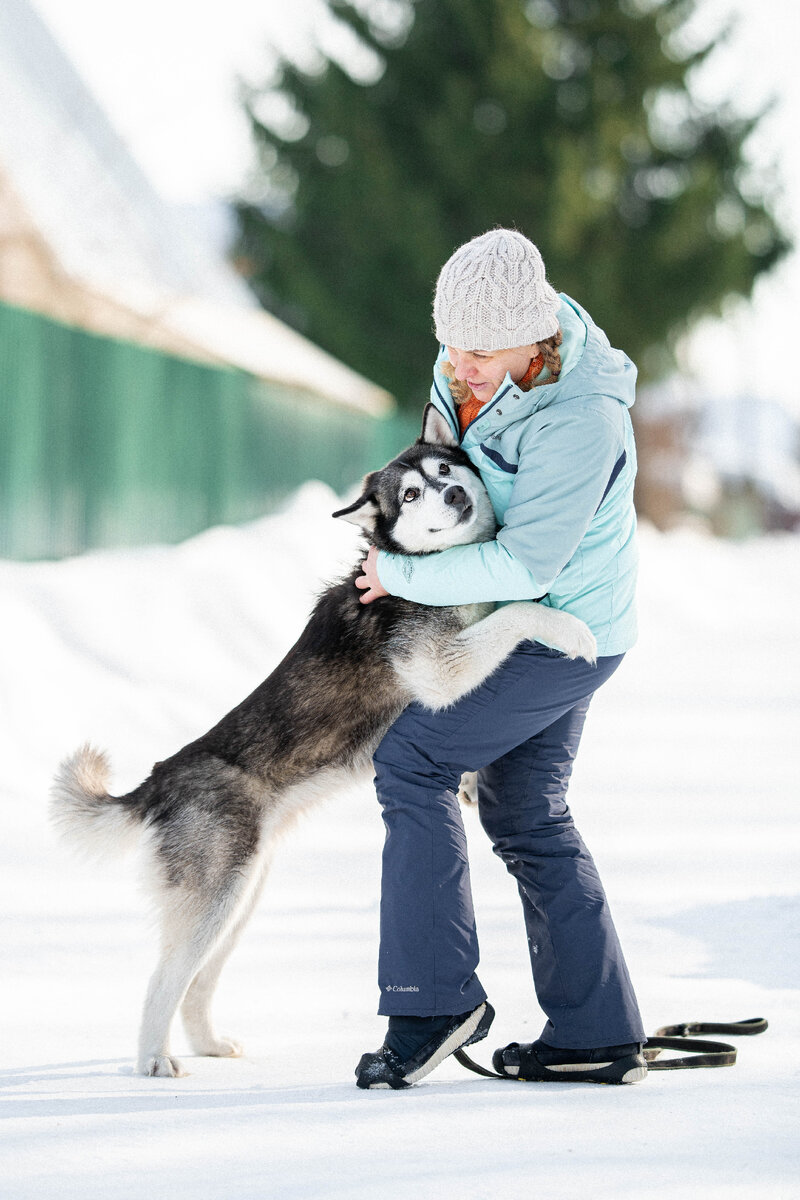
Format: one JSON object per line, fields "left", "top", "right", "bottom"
{"left": 376, "top": 294, "right": 639, "bottom": 656}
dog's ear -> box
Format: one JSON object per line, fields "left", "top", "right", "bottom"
{"left": 419, "top": 402, "right": 458, "bottom": 448}
{"left": 332, "top": 489, "right": 380, "bottom": 533}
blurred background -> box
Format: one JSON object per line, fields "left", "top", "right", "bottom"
{"left": 1, "top": 0, "right": 798, "bottom": 559}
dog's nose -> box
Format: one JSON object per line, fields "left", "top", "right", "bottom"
{"left": 444, "top": 485, "right": 467, "bottom": 507}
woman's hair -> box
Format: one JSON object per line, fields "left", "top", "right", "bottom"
{"left": 536, "top": 329, "right": 563, "bottom": 386}
{"left": 441, "top": 329, "right": 563, "bottom": 404}
{"left": 439, "top": 362, "right": 471, "bottom": 406}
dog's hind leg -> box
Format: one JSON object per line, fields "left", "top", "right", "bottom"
{"left": 457, "top": 771, "right": 479, "bottom": 806}
{"left": 180, "top": 859, "right": 271, "bottom": 1060}
{"left": 137, "top": 871, "right": 257, "bottom": 1078}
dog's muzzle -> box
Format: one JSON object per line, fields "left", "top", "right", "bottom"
{"left": 444, "top": 485, "right": 473, "bottom": 522}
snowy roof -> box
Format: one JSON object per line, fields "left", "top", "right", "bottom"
{"left": 0, "top": 0, "right": 392, "bottom": 414}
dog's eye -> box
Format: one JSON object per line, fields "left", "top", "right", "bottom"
{"left": 403, "top": 488, "right": 420, "bottom": 503}
{"left": 438, "top": 463, "right": 451, "bottom": 476}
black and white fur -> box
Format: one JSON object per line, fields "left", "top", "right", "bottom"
{"left": 50, "top": 405, "right": 596, "bottom": 1078}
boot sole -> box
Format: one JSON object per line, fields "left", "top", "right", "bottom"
{"left": 511, "top": 1054, "right": 648, "bottom": 1085}
{"left": 358, "top": 1002, "right": 495, "bottom": 1089}
{"left": 403, "top": 1001, "right": 494, "bottom": 1084}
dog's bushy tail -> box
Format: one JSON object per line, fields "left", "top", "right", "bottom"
{"left": 50, "top": 743, "right": 144, "bottom": 859}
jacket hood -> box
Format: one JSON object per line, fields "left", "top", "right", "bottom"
{"left": 432, "top": 294, "right": 636, "bottom": 440}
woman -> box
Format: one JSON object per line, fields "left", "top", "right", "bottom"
{"left": 354, "top": 228, "right": 646, "bottom": 1090}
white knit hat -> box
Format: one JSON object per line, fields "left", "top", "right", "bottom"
{"left": 433, "top": 229, "right": 560, "bottom": 350}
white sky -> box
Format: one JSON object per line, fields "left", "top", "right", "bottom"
{"left": 29, "top": 0, "right": 345, "bottom": 202}
{"left": 27, "top": 0, "right": 800, "bottom": 412}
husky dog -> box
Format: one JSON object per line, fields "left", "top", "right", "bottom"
{"left": 50, "top": 405, "right": 595, "bottom": 1078}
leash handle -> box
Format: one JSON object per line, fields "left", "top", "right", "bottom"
{"left": 653, "top": 1017, "right": 768, "bottom": 1038}
{"left": 644, "top": 1016, "right": 768, "bottom": 1071}
{"left": 454, "top": 1017, "right": 768, "bottom": 1080}
{"left": 643, "top": 1035, "right": 737, "bottom": 1069}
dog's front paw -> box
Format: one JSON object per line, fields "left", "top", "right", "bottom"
{"left": 560, "top": 620, "right": 597, "bottom": 664}
{"left": 140, "top": 1054, "right": 187, "bottom": 1078}
{"left": 540, "top": 608, "right": 597, "bottom": 663}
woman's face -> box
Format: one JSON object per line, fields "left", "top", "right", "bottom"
{"left": 446, "top": 344, "right": 540, "bottom": 400}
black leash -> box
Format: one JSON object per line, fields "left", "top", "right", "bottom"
{"left": 454, "top": 1017, "right": 768, "bottom": 1079}
{"left": 644, "top": 1017, "right": 768, "bottom": 1070}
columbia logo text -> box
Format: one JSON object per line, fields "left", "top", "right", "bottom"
{"left": 385, "top": 984, "right": 420, "bottom": 992}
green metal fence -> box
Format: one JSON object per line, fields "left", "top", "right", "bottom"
{"left": 0, "top": 301, "right": 419, "bottom": 560}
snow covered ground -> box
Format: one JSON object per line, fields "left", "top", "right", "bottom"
{"left": 2, "top": 486, "right": 799, "bottom": 1199}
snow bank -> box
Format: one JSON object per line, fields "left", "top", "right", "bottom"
{"left": 1, "top": 492, "right": 798, "bottom": 1199}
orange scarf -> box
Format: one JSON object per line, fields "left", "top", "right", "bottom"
{"left": 457, "top": 352, "right": 544, "bottom": 434}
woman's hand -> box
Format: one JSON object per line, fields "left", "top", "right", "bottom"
{"left": 355, "top": 545, "right": 389, "bottom": 604}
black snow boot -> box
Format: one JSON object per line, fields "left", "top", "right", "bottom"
{"left": 355, "top": 1001, "right": 495, "bottom": 1089}
{"left": 491, "top": 1038, "right": 647, "bottom": 1084}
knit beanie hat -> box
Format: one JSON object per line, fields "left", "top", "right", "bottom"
{"left": 433, "top": 229, "right": 560, "bottom": 351}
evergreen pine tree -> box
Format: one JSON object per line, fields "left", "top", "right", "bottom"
{"left": 236, "top": 0, "right": 789, "bottom": 409}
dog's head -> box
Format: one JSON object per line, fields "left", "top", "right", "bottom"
{"left": 333, "top": 404, "right": 497, "bottom": 555}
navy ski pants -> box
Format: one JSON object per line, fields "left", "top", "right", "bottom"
{"left": 373, "top": 640, "right": 645, "bottom": 1049}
